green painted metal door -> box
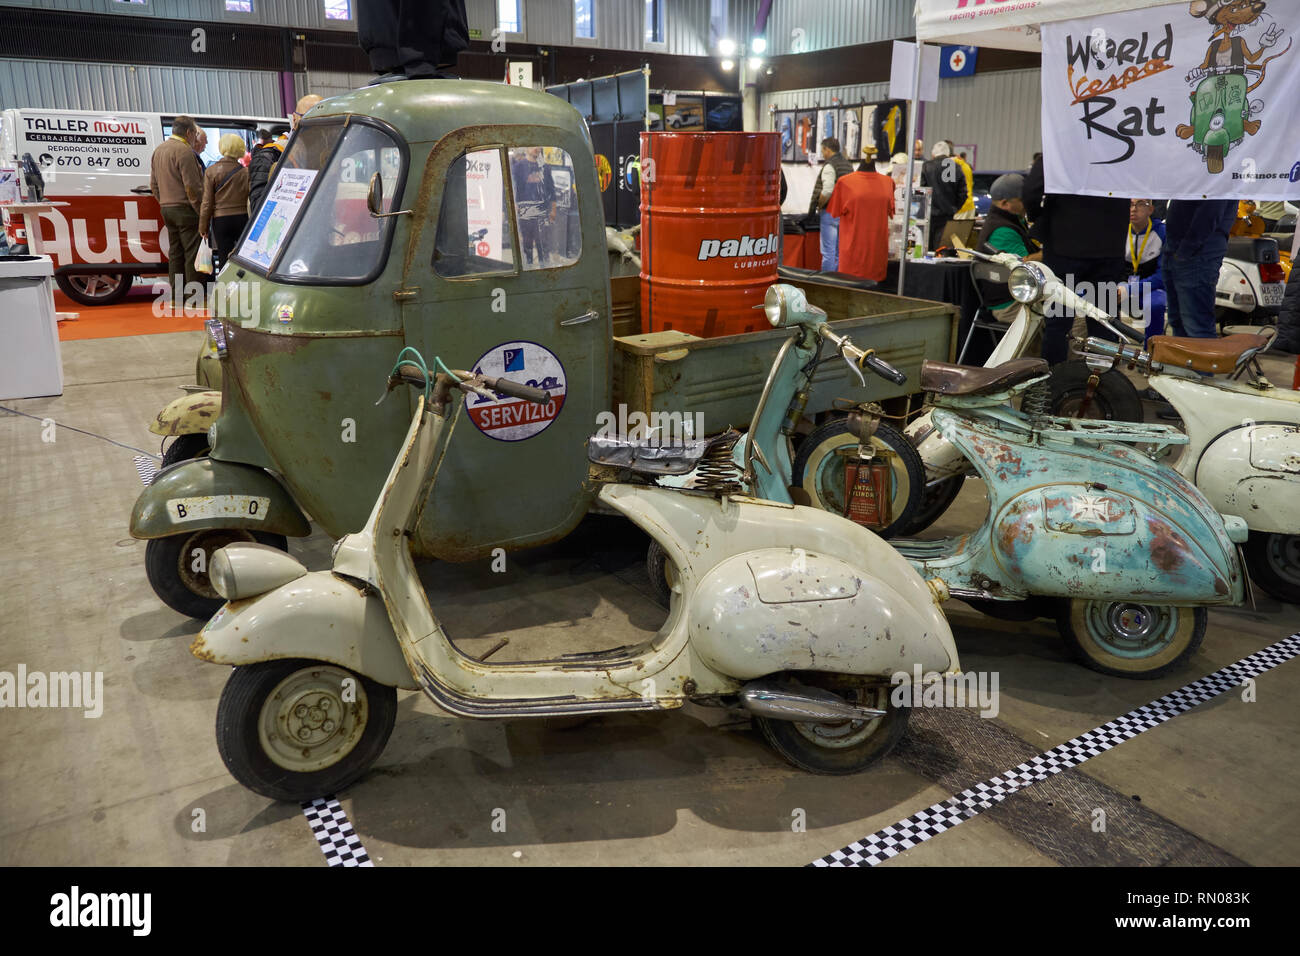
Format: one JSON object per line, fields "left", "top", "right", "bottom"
{"left": 399, "top": 124, "right": 613, "bottom": 560}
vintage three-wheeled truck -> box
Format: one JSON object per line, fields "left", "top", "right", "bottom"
{"left": 129, "top": 80, "right": 959, "bottom": 618}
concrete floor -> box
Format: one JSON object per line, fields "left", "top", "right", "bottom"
{"left": 1, "top": 329, "right": 1297, "bottom": 867}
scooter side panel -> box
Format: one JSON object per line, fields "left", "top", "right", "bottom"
{"left": 1196, "top": 423, "right": 1300, "bottom": 535}
{"left": 687, "top": 550, "right": 954, "bottom": 680}
{"left": 192, "top": 571, "right": 418, "bottom": 690}
{"left": 601, "top": 485, "right": 958, "bottom": 680}
{"left": 990, "top": 488, "right": 1236, "bottom": 603}
{"left": 130, "top": 457, "right": 312, "bottom": 539}
{"left": 933, "top": 410, "right": 1243, "bottom": 604}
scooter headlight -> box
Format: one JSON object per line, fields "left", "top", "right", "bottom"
{"left": 209, "top": 542, "right": 307, "bottom": 601}
{"left": 1008, "top": 264, "right": 1046, "bottom": 304}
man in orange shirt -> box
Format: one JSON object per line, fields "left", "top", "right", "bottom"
{"left": 826, "top": 147, "right": 895, "bottom": 282}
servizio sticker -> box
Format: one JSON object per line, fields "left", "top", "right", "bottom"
{"left": 465, "top": 340, "right": 566, "bottom": 442}
{"left": 167, "top": 495, "right": 270, "bottom": 523}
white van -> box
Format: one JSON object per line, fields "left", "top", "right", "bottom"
{"left": 1, "top": 108, "right": 290, "bottom": 304}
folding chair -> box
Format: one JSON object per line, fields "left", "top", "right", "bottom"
{"left": 955, "top": 259, "right": 1015, "bottom": 365}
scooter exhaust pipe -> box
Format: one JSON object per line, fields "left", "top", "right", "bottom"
{"left": 739, "top": 682, "right": 888, "bottom": 723}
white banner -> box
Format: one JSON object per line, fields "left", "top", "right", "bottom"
{"left": 1041, "top": 1, "right": 1300, "bottom": 199}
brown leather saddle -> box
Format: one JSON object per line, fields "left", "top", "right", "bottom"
{"left": 920, "top": 357, "right": 1050, "bottom": 396}
{"left": 1147, "top": 333, "right": 1270, "bottom": 374}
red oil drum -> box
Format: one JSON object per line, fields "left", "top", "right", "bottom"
{"left": 640, "top": 132, "right": 781, "bottom": 337}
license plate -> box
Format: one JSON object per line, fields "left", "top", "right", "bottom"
{"left": 1262, "top": 283, "right": 1285, "bottom": 307}
{"left": 167, "top": 495, "right": 269, "bottom": 523}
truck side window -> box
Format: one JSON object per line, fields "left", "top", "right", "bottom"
{"left": 507, "top": 147, "right": 580, "bottom": 271}
{"left": 433, "top": 148, "right": 517, "bottom": 278}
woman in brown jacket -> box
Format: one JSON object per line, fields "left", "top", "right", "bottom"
{"left": 200, "top": 133, "right": 252, "bottom": 272}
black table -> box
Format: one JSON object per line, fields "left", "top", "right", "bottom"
{"left": 884, "top": 258, "right": 989, "bottom": 364}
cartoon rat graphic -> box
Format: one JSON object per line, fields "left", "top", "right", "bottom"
{"left": 1176, "top": 0, "right": 1287, "bottom": 141}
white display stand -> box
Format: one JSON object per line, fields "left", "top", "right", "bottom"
{"left": 0, "top": 254, "right": 63, "bottom": 399}
{"left": 889, "top": 185, "right": 931, "bottom": 259}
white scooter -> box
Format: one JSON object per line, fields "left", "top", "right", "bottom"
{"left": 1078, "top": 325, "right": 1300, "bottom": 604}
{"left": 899, "top": 250, "right": 1141, "bottom": 533}
{"left": 191, "top": 352, "right": 959, "bottom": 802}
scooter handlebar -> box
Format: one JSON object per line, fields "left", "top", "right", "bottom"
{"left": 391, "top": 364, "right": 551, "bottom": 404}
{"left": 862, "top": 353, "right": 908, "bottom": 386}
{"left": 479, "top": 375, "right": 551, "bottom": 405}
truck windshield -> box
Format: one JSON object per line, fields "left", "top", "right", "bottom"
{"left": 236, "top": 120, "right": 405, "bottom": 283}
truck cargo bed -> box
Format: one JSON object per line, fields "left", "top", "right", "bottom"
{"left": 610, "top": 271, "right": 958, "bottom": 432}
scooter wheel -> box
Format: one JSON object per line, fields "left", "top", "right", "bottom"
{"left": 755, "top": 681, "right": 909, "bottom": 774}
{"left": 145, "top": 530, "right": 288, "bottom": 620}
{"left": 216, "top": 659, "right": 397, "bottom": 803}
{"left": 158, "top": 432, "right": 210, "bottom": 471}
{"left": 645, "top": 539, "right": 674, "bottom": 609}
{"left": 791, "top": 419, "right": 925, "bottom": 539}
{"left": 1056, "top": 600, "right": 1205, "bottom": 679}
{"left": 896, "top": 474, "right": 964, "bottom": 536}
{"left": 1243, "top": 532, "right": 1300, "bottom": 605}
{"left": 1048, "top": 361, "right": 1144, "bottom": 423}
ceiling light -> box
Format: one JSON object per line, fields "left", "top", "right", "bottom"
{"left": 721, "top": 58, "right": 735, "bottom": 71}
{"left": 751, "top": 37, "right": 767, "bottom": 54}
{"left": 719, "top": 38, "right": 736, "bottom": 57}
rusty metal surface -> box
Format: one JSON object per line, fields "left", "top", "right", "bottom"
{"left": 929, "top": 409, "right": 1241, "bottom": 604}
{"left": 149, "top": 391, "right": 221, "bottom": 438}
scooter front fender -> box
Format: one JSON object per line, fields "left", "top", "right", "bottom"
{"left": 148, "top": 390, "right": 222, "bottom": 437}
{"left": 129, "top": 457, "right": 312, "bottom": 539}
{"left": 191, "top": 570, "right": 417, "bottom": 690}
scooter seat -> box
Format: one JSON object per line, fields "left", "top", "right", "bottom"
{"left": 587, "top": 429, "right": 734, "bottom": 476}
{"left": 1147, "top": 333, "right": 1271, "bottom": 374}
{"left": 921, "top": 357, "right": 1049, "bottom": 396}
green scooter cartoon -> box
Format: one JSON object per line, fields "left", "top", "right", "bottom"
{"left": 1174, "top": 0, "right": 1289, "bottom": 174}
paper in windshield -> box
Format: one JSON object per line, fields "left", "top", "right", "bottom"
{"left": 239, "top": 168, "right": 318, "bottom": 269}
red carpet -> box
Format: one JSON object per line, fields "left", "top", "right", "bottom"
{"left": 55, "top": 287, "right": 208, "bottom": 341}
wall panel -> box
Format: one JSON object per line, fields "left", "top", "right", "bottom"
{"left": 0, "top": 56, "right": 282, "bottom": 115}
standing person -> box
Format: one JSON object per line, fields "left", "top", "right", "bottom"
{"left": 826, "top": 154, "right": 895, "bottom": 283}
{"left": 246, "top": 129, "right": 282, "bottom": 213}
{"left": 1275, "top": 248, "right": 1300, "bottom": 354}
{"left": 1162, "top": 199, "right": 1236, "bottom": 338}
{"left": 357, "top": 0, "right": 469, "bottom": 80}
{"left": 150, "top": 114, "right": 204, "bottom": 310}
{"left": 808, "top": 137, "right": 854, "bottom": 272}
{"left": 920, "top": 142, "right": 967, "bottom": 251}
{"left": 947, "top": 141, "right": 975, "bottom": 221}
{"left": 975, "top": 174, "right": 1041, "bottom": 319}
{"left": 199, "top": 134, "right": 251, "bottom": 274}
{"left": 1023, "top": 152, "right": 1129, "bottom": 364}
{"left": 913, "top": 139, "right": 925, "bottom": 160}
{"left": 510, "top": 147, "right": 555, "bottom": 267}
{"left": 1123, "top": 199, "right": 1167, "bottom": 338}
{"left": 193, "top": 128, "right": 208, "bottom": 171}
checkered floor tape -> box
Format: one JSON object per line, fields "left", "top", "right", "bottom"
{"left": 812, "top": 632, "right": 1300, "bottom": 868}
{"left": 133, "top": 455, "right": 158, "bottom": 486}
{"left": 303, "top": 796, "right": 373, "bottom": 867}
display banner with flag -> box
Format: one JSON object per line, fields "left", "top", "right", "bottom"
{"left": 940, "top": 45, "right": 978, "bottom": 76}
{"left": 1041, "top": 0, "right": 1300, "bottom": 199}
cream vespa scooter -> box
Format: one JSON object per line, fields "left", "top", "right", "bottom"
{"left": 191, "top": 351, "right": 958, "bottom": 802}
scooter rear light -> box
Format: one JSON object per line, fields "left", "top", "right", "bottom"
{"left": 1259, "top": 262, "right": 1285, "bottom": 285}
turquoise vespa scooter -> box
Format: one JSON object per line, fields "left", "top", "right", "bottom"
{"left": 630, "top": 284, "right": 1247, "bottom": 678}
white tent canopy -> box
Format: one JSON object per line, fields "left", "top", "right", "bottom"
{"left": 913, "top": 0, "right": 1181, "bottom": 50}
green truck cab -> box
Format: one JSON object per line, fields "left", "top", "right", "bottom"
{"left": 130, "top": 79, "right": 957, "bottom": 617}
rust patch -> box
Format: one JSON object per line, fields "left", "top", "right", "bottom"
{"left": 189, "top": 636, "right": 216, "bottom": 662}
{"left": 1147, "top": 516, "right": 1188, "bottom": 572}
